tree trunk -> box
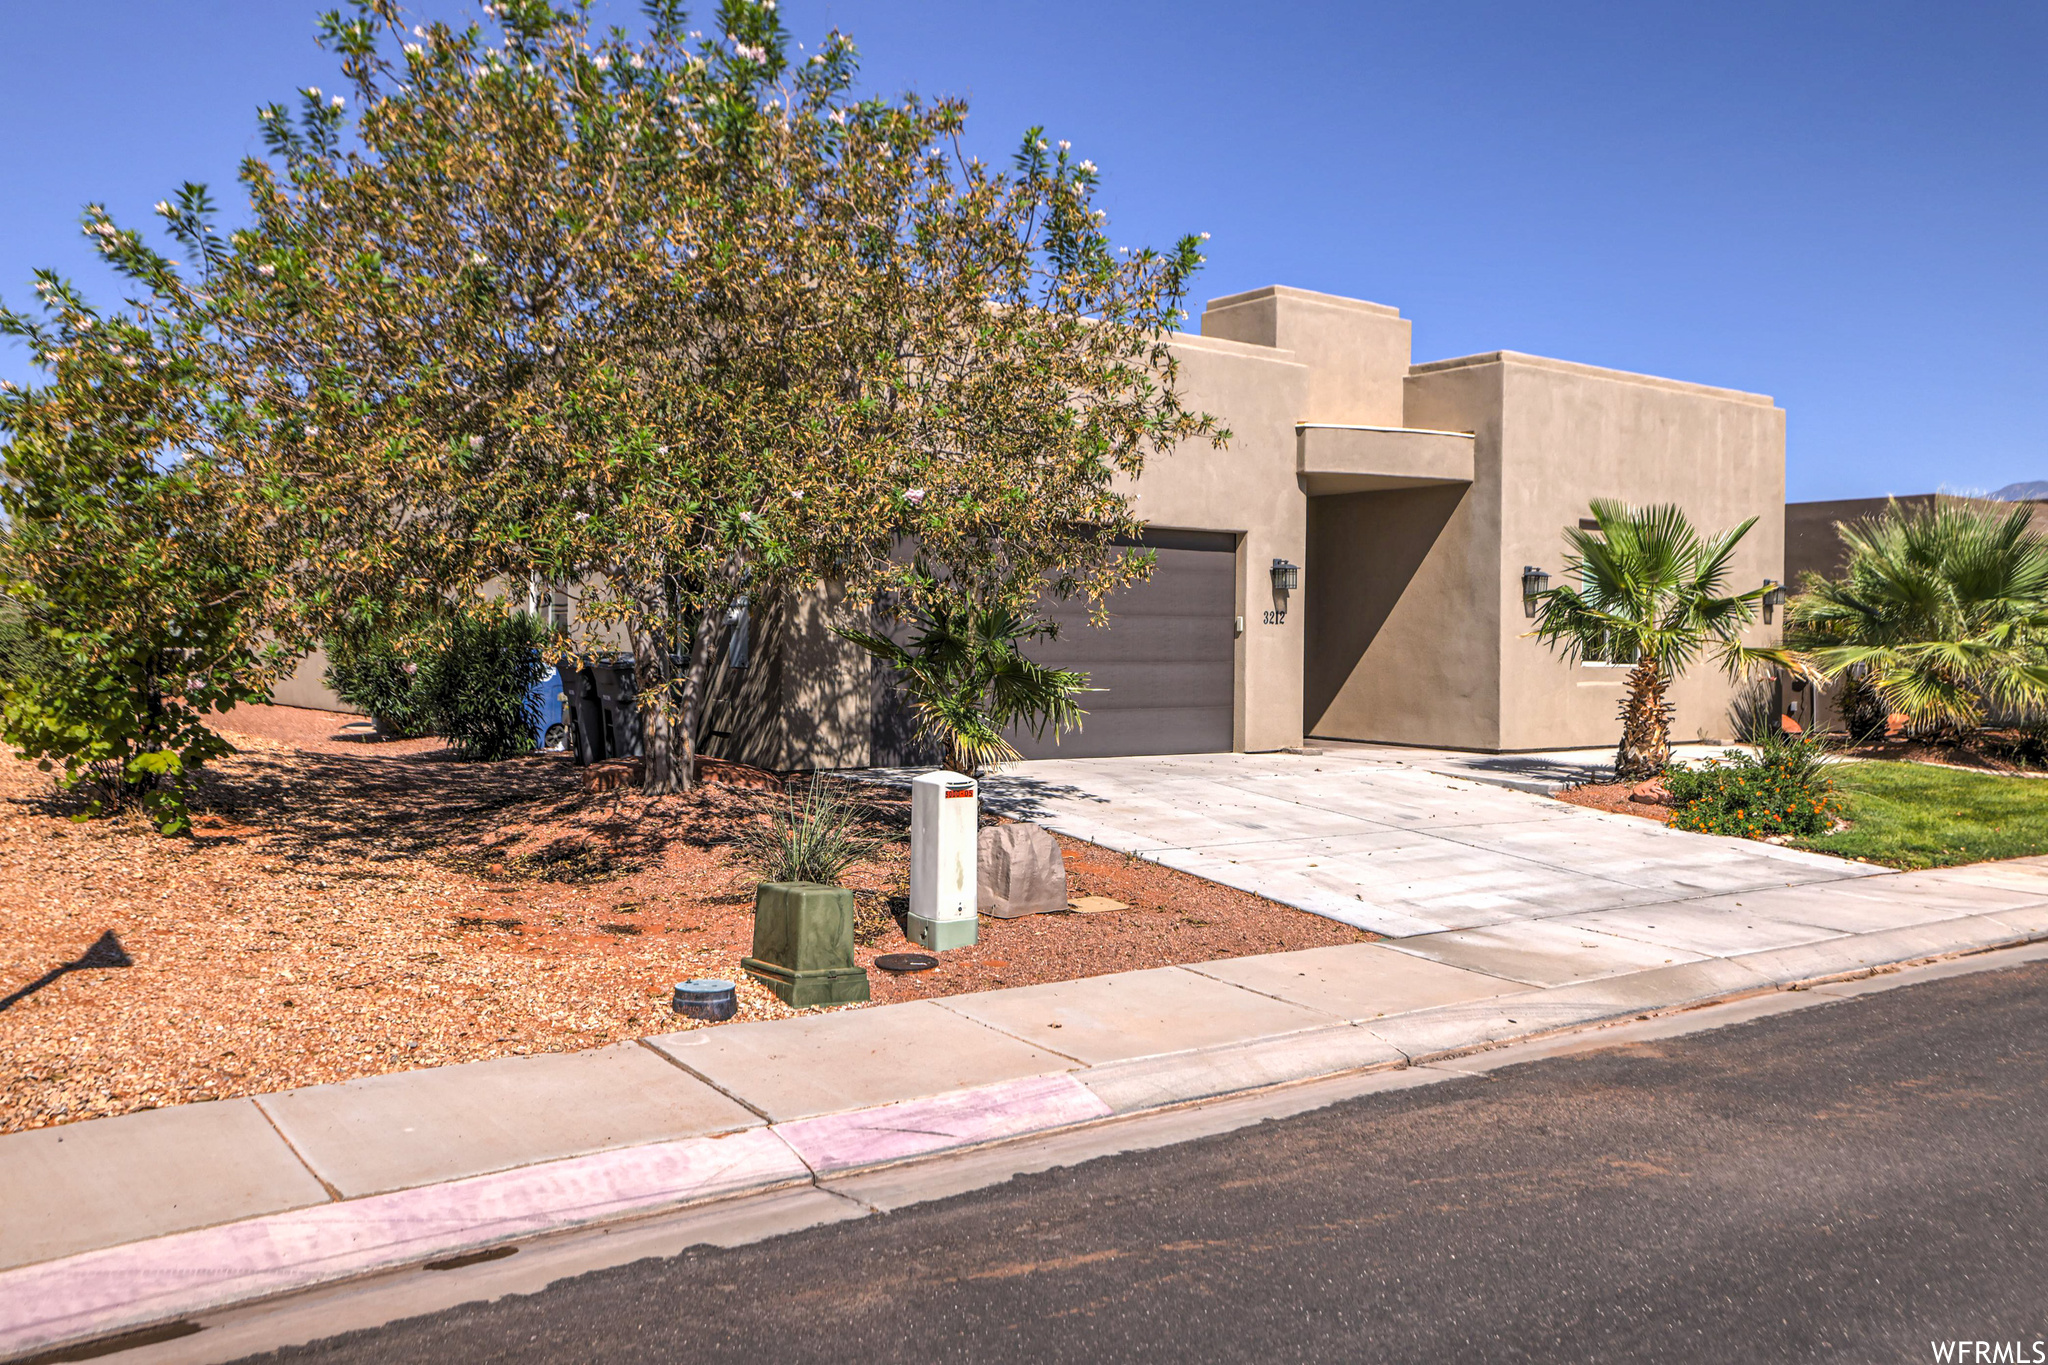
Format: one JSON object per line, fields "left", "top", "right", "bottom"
{"left": 1615, "top": 656, "right": 1672, "bottom": 782}
{"left": 1838, "top": 668, "right": 1890, "bottom": 742}
{"left": 673, "top": 611, "right": 718, "bottom": 795}
{"left": 632, "top": 624, "right": 687, "bottom": 797}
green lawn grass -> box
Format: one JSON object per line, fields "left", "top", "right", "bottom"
{"left": 1793, "top": 759, "right": 2048, "bottom": 869}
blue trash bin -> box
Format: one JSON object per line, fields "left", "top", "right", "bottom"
{"left": 531, "top": 665, "right": 568, "bottom": 752}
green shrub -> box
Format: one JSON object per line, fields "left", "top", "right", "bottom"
{"left": 1666, "top": 732, "right": 1842, "bottom": 839}
{"left": 418, "top": 612, "right": 550, "bottom": 761}
{"left": 324, "top": 637, "right": 433, "bottom": 738}
{"left": 746, "top": 776, "right": 880, "bottom": 885}
{"left": 323, "top": 611, "right": 549, "bottom": 759}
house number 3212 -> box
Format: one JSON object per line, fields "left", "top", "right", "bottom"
{"left": 1262, "top": 609, "right": 1287, "bottom": 626}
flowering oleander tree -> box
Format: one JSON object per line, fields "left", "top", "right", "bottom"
{"left": 0, "top": 202, "right": 292, "bottom": 831}
{"left": 222, "top": 0, "right": 1221, "bottom": 793}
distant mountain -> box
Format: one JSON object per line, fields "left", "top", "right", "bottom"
{"left": 1990, "top": 481, "right": 2048, "bottom": 501}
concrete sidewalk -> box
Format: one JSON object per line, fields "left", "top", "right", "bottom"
{"left": 5, "top": 852, "right": 2048, "bottom": 1361}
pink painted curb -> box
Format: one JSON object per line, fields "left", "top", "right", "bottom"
{"left": 0, "top": 1126, "right": 805, "bottom": 1360}
{"left": 776, "top": 1073, "right": 1114, "bottom": 1175}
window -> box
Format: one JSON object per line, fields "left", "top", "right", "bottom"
{"left": 725, "top": 597, "right": 750, "bottom": 672}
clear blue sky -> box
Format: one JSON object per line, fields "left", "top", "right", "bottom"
{"left": 4, "top": 1, "right": 2042, "bottom": 501}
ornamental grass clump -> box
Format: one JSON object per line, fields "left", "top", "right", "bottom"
{"left": 1665, "top": 732, "right": 1842, "bottom": 840}
{"left": 747, "top": 775, "right": 881, "bottom": 886}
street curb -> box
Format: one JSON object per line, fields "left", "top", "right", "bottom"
{"left": 0, "top": 1078, "right": 1109, "bottom": 1361}
{"left": 0, "top": 1128, "right": 809, "bottom": 1361}
{"left": 5, "top": 924, "right": 2047, "bottom": 1362}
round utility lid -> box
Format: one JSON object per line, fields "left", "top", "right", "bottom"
{"left": 873, "top": 953, "right": 940, "bottom": 973}
{"left": 673, "top": 978, "right": 736, "bottom": 997}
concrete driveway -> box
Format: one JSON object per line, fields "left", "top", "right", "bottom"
{"left": 978, "top": 750, "right": 1879, "bottom": 938}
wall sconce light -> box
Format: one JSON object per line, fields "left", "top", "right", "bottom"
{"left": 1762, "top": 579, "right": 1786, "bottom": 625}
{"left": 1521, "top": 565, "right": 1550, "bottom": 618}
{"left": 1270, "top": 558, "right": 1300, "bottom": 594}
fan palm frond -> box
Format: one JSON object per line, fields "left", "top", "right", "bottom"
{"left": 840, "top": 592, "right": 1093, "bottom": 775}
{"left": 1531, "top": 500, "right": 1769, "bottom": 780}
{"left": 1786, "top": 499, "right": 2048, "bottom": 734}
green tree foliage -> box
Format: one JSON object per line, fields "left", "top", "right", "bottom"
{"left": 218, "top": 0, "right": 1220, "bottom": 794}
{"left": 324, "top": 635, "right": 433, "bottom": 738}
{"left": 1530, "top": 500, "right": 1780, "bottom": 781}
{"left": 1786, "top": 499, "right": 2048, "bottom": 735}
{"left": 0, "top": 215, "right": 288, "bottom": 833}
{"left": 0, "top": 596, "right": 57, "bottom": 685}
{"left": 841, "top": 597, "right": 1089, "bottom": 775}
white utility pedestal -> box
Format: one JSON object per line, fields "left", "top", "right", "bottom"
{"left": 908, "top": 770, "right": 978, "bottom": 950}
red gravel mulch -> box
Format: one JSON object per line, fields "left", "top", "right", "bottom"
{"left": 1555, "top": 779, "right": 1676, "bottom": 824}
{"left": 0, "top": 704, "right": 1369, "bottom": 1135}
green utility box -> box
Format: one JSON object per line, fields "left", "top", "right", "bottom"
{"left": 740, "top": 882, "right": 871, "bottom": 1008}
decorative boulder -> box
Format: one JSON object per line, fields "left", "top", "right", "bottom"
{"left": 977, "top": 824, "right": 1068, "bottom": 919}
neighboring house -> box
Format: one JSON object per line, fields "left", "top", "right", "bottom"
{"left": 270, "top": 648, "right": 360, "bottom": 714}
{"left": 1787, "top": 493, "right": 2048, "bottom": 586}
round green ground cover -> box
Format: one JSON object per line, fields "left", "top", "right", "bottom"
{"left": 1793, "top": 759, "right": 2048, "bottom": 869}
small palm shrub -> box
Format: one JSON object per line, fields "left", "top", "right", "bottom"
{"left": 1788, "top": 499, "right": 2048, "bottom": 734}
{"left": 1666, "top": 732, "right": 1841, "bottom": 839}
{"left": 840, "top": 597, "right": 1089, "bottom": 776}
{"left": 747, "top": 775, "right": 880, "bottom": 885}
{"left": 1528, "top": 500, "right": 1782, "bottom": 781}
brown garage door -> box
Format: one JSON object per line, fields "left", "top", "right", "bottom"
{"left": 1007, "top": 529, "right": 1238, "bottom": 760}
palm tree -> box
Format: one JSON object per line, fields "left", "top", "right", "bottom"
{"left": 1530, "top": 499, "right": 1779, "bottom": 781}
{"left": 1786, "top": 499, "right": 2048, "bottom": 735}
{"left": 840, "top": 598, "right": 1091, "bottom": 775}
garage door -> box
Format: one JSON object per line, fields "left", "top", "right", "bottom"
{"left": 1007, "top": 529, "right": 1238, "bottom": 760}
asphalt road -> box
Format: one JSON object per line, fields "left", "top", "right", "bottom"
{"left": 248, "top": 962, "right": 2048, "bottom": 1364}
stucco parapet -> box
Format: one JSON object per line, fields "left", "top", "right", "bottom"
{"left": 1408, "top": 350, "right": 1777, "bottom": 408}
{"left": 1166, "top": 330, "right": 1306, "bottom": 367}
{"left": 1204, "top": 284, "right": 1403, "bottom": 319}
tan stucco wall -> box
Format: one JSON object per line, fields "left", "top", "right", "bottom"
{"left": 270, "top": 645, "right": 359, "bottom": 713}
{"left": 1121, "top": 332, "right": 1311, "bottom": 752}
{"left": 1309, "top": 352, "right": 1785, "bottom": 752}
{"left": 1297, "top": 425, "right": 1475, "bottom": 495}
{"left": 1469, "top": 353, "right": 1784, "bottom": 750}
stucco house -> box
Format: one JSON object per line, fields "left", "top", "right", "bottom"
{"left": 705, "top": 284, "right": 1788, "bottom": 769}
